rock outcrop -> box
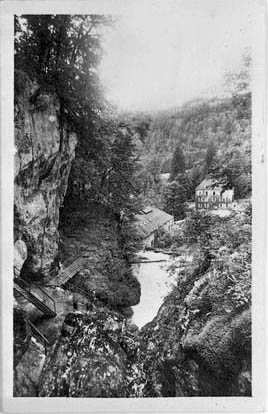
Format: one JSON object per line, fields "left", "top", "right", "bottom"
{"left": 14, "top": 74, "right": 77, "bottom": 279}
{"left": 13, "top": 305, "right": 31, "bottom": 369}
{"left": 14, "top": 338, "right": 46, "bottom": 397}
{"left": 135, "top": 269, "right": 251, "bottom": 397}
{"left": 38, "top": 310, "right": 130, "bottom": 397}
{"left": 14, "top": 239, "right": 28, "bottom": 277}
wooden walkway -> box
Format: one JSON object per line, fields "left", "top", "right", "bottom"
{"left": 46, "top": 257, "right": 89, "bottom": 287}
{"left": 14, "top": 277, "right": 56, "bottom": 317}
{"left": 14, "top": 257, "right": 95, "bottom": 351}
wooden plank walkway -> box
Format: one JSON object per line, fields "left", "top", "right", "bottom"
{"left": 46, "top": 257, "right": 88, "bottom": 287}
{"left": 14, "top": 279, "right": 56, "bottom": 317}
{"left": 14, "top": 257, "right": 93, "bottom": 320}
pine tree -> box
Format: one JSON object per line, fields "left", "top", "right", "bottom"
{"left": 170, "top": 145, "right": 185, "bottom": 180}
{"left": 204, "top": 141, "right": 217, "bottom": 176}
{"left": 164, "top": 181, "right": 186, "bottom": 220}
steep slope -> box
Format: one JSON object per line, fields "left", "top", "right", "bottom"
{"left": 129, "top": 94, "right": 251, "bottom": 207}
{"left": 142, "top": 94, "right": 251, "bottom": 175}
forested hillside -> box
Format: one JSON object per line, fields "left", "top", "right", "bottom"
{"left": 127, "top": 91, "right": 251, "bottom": 209}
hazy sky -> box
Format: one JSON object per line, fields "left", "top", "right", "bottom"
{"left": 99, "top": 0, "right": 254, "bottom": 111}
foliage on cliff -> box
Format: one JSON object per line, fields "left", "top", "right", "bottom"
{"left": 15, "top": 15, "right": 110, "bottom": 129}
{"left": 15, "top": 15, "right": 142, "bottom": 250}
{"left": 181, "top": 209, "right": 251, "bottom": 311}
{"left": 134, "top": 209, "right": 251, "bottom": 397}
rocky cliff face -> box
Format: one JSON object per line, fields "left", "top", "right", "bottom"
{"left": 14, "top": 76, "right": 77, "bottom": 278}
{"left": 134, "top": 267, "right": 251, "bottom": 397}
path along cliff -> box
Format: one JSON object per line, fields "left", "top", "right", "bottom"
{"left": 13, "top": 77, "right": 140, "bottom": 396}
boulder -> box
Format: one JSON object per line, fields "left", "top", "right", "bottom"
{"left": 14, "top": 239, "right": 27, "bottom": 277}
{"left": 38, "top": 311, "right": 129, "bottom": 397}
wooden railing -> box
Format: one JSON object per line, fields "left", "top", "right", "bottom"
{"left": 46, "top": 258, "right": 88, "bottom": 287}
{"left": 64, "top": 281, "right": 93, "bottom": 302}
{"left": 28, "top": 320, "right": 50, "bottom": 354}
{"left": 14, "top": 276, "right": 56, "bottom": 316}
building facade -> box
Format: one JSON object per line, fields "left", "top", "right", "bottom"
{"left": 195, "top": 178, "right": 234, "bottom": 211}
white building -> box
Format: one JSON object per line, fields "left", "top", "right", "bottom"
{"left": 195, "top": 178, "right": 234, "bottom": 211}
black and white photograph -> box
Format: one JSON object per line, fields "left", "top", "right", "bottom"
{"left": 0, "top": 0, "right": 266, "bottom": 411}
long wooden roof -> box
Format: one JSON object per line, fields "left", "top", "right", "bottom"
{"left": 135, "top": 206, "right": 173, "bottom": 238}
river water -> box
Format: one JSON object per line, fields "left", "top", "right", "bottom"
{"left": 131, "top": 251, "right": 177, "bottom": 328}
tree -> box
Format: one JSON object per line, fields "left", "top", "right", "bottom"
{"left": 164, "top": 181, "right": 187, "bottom": 220}
{"left": 15, "top": 15, "right": 144, "bottom": 252}
{"left": 224, "top": 50, "right": 252, "bottom": 120}
{"left": 15, "top": 15, "right": 112, "bottom": 149}
{"left": 170, "top": 145, "right": 185, "bottom": 180}
{"left": 204, "top": 141, "right": 217, "bottom": 176}
{"left": 224, "top": 50, "right": 251, "bottom": 96}
{"left": 188, "top": 166, "right": 203, "bottom": 197}
{"left": 175, "top": 173, "right": 192, "bottom": 199}
{"left": 108, "top": 126, "right": 138, "bottom": 214}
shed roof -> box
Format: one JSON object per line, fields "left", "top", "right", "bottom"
{"left": 135, "top": 206, "right": 173, "bottom": 238}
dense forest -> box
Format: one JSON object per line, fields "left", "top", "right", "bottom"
{"left": 122, "top": 87, "right": 251, "bottom": 214}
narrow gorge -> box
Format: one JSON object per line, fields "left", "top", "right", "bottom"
{"left": 13, "top": 14, "right": 252, "bottom": 399}
{"left": 14, "top": 78, "right": 251, "bottom": 398}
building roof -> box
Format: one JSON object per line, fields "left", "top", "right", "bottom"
{"left": 135, "top": 206, "right": 173, "bottom": 238}
{"left": 196, "top": 178, "right": 222, "bottom": 191}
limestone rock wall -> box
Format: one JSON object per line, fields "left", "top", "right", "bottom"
{"left": 14, "top": 78, "right": 77, "bottom": 278}
{"left": 136, "top": 277, "right": 251, "bottom": 397}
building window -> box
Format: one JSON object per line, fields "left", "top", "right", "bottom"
{"left": 213, "top": 191, "right": 215, "bottom": 195}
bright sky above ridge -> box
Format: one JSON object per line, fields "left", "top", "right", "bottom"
{"left": 99, "top": 0, "right": 254, "bottom": 111}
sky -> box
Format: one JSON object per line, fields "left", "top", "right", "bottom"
{"left": 99, "top": 0, "right": 255, "bottom": 112}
